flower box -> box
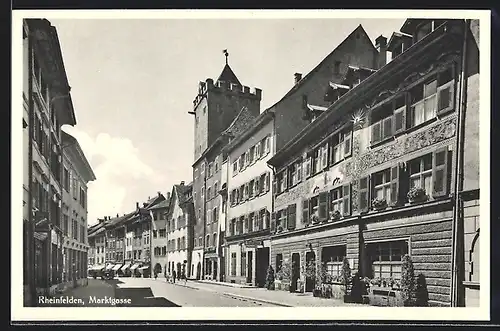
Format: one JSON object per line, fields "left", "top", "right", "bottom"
{"left": 407, "top": 187, "right": 428, "bottom": 204}
{"left": 367, "top": 285, "right": 403, "bottom": 307}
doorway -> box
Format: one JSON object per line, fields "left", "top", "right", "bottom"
{"left": 213, "top": 261, "right": 218, "bottom": 280}
{"left": 247, "top": 251, "right": 253, "bottom": 284}
{"left": 196, "top": 262, "right": 201, "bottom": 279}
{"left": 256, "top": 247, "right": 270, "bottom": 287}
{"left": 305, "top": 251, "right": 316, "bottom": 292}
{"left": 291, "top": 253, "right": 300, "bottom": 292}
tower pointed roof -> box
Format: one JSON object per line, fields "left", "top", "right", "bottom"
{"left": 217, "top": 64, "right": 241, "bottom": 86}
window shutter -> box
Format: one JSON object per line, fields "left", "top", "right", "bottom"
{"left": 342, "top": 184, "right": 351, "bottom": 216}
{"left": 282, "top": 170, "right": 288, "bottom": 191}
{"left": 319, "top": 192, "right": 328, "bottom": 221}
{"left": 272, "top": 176, "right": 277, "bottom": 195}
{"left": 358, "top": 176, "right": 370, "bottom": 213}
{"left": 371, "top": 122, "right": 382, "bottom": 144}
{"left": 255, "top": 177, "right": 260, "bottom": 195}
{"left": 287, "top": 204, "right": 296, "bottom": 230}
{"left": 389, "top": 164, "right": 400, "bottom": 205}
{"left": 382, "top": 116, "right": 393, "bottom": 140}
{"left": 266, "top": 172, "right": 271, "bottom": 192}
{"left": 297, "top": 161, "right": 303, "bottom": 182}
{"left": 302, "top": 199, "right": 310, "bottom": 225}
{"left": 244, "top": 183, "right": 249, "bottom": 200}
{"left": 321, "top": 144, "right": 329, "bottom": 169}
{"left": 437, "top": 82, "right": 455, "bottom": 115}
{"left": 432, "top": 147, "right": 449, "bottom": 197}
{"left": 344, "top": 131, "right": 352, "bottom": 158}
{"left": 270, "top": 212, "right": 276, "bottom": 232}
{"left": 304, "top": 156, "right": 312, "bottom": 178}
{"left": 393, "top": 108, "right": 406, "bottom": 134}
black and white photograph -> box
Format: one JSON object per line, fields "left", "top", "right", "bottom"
{"left": 12, "top": 9, "right": 490, "bottom": 321}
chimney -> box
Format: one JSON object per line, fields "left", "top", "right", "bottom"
{"left": 294, "top": 73, "right": 302, "bottom": 85}
{"left": 158, "top": 191, "right": 161, "bottom": 198}
{"left": 116, "top": 213, "right": 119, "bottom": 218}
{"left": 180, "top": 181, "right": 185, "bottom": 186}
{"left": 136, "top": 202, "right": 139, "bottom": 209}
{"left": 375, "top": 35, "right": 387, "bottom": 69}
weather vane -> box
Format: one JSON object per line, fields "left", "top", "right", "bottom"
{"left": 223, "top": 49, "right": 229, "bottom": 64}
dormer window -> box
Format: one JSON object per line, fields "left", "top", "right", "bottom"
{"left": 415, "top": 20, "right": 447, "bottom": 43}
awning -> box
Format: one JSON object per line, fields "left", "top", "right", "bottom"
{"left": 121, "top": 263, "right": 131, "bottom": 271}
{"left": 130, "top": 263, "right": 141, "bottom": 271}
{"left": 112, "top": 264, "right": 123, "bottom": 271}
{"left": 138, "top": 266, "right": 150, "bottom": 271}
{"left": 105, "top": 264, "right": 114, "bottom": 270}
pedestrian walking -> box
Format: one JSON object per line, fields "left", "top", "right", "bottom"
{"left": 154, "top": 272, "right": 158, "bottom": 280}
{"left": 182, "top": 271, "right": 187, "bottom": 284}
{"left": 172, "top": 270, "right": 176, "bottom": 283}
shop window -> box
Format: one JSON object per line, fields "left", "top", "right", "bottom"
{"left": 366, "top": 240, "right": 409, "bottom": 280}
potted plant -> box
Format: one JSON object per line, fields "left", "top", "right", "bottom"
{"left": 372, "top": 198, "right": 388, "bottom": 211}
{"left": 276, "top": 225, "right": 284, "bottom": 233}
{"left": 265, "top": 265, "right": 275, "bottom": 290}
{"left": 407, "top": 187, "right": 428, "bottom": 204}
{"left": 401, "top": 254, "right": 416, "bottom": 307}
{"left": 276, "top": 260, "right": 292, "bottom": 292}
{"left": 329, "top": 210, "right": 342, "bottom": 222}
{"left": 341, "top": 258, "right": 352, "bottom": 303}
{"left": 310, "top": 212, "right": 320, "bottom": 225}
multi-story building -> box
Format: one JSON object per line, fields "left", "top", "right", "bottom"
{"left": 267, "top": 19, "right": 479, "bottom": 307}
{"left": 189, "top": 57, "right": 262, "bottom": 279}
{"left": 60, "top": 131, "right": 96, "bottom": 291}
{"left": 150, "top": 193, "right": 171, "bottom": 277}
{"left": 23, "top": 18, "right": 80, "bottom": 305}
{"left": 220, "top": 24, "right": 383, "bottom": 287}
{"left": 88, "top": 220, "right": 107, "bottom": 266}
{"left": 166, "top": 182, "right": 194, "bottom": 278}
{"left": 224, "top": 110, "right": 274, "bottom": 286}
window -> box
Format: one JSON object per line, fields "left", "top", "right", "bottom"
{"left": 239, "top": 185, "right": 245, "bottom": 203}
{"left": 275, "top": 254, "right": 283, "bottom": 273}
{"left": 276, "top": 170, "right": 287, "bottom": 194}
{"left": 287, "top": 204, "right": 296, "bottom": 230}
{"left": 159, "top": 229, "right": 166, "bottom": 238}
{"left": 370, "top": 95, "right": 406, "bottom": 144}
{"left": 409, "top": 66, "right": 454, "bottom": 128}
{"left": 239, "top": 154, "right": 245, "bottom": 171}
{"left": 322, "top": 246, "right": 346, "bottom": 279}
{"left": 232, "top": 161, "right": 238, "bottom": 176}
{"left": 414, "top": 20, "right": 446, "bottom": 43}
{"left": 80, "top": 187, "right": 86, "bottom": 208}
{"left": 72, "top": 176, "right": 78, "bottom": 199}
{"left": 208, "top": 162, "right": 213, "bottom": 178}
{"left": 229, "top": 218, "right": 236, "bottom": 236}
{"left": 63, "top": 168, "right": 70, "bottom": 191}
{"left": 276, "top": 209, "right": 287, "bottom": 231}
{"left": 248, "top": 179, "right": 255, "bottom": 198}
{"left": 255, "top": 142, "right": 261, "bottom": 160}
{"left": 330, "top": 128, "right": 353, "bottom": 164}
{"left": 367, "top": 240, "right": 408, "bottom": 280}
{"left": 206, "top": 235, "right": 210, "bottom": 247}
{"left": 231, "top": 253, "right": 237, "bottom": 276}
{"left": 248, "top": 212, "right": 254, "bottom": 232}
{"left": 238, "top": 216, "right": 244, "bottom": 235}
{"left": 372, "top": 168, "right": 392, "bottom": 203}
{"left": 201, "top": 186, "right": 205, "bottom": 200}
{"left": 213, "top": 207, "right": 218, "bottom": 224}
{"left": 249, "top": 146, "right": 255, "bottom": 164}
{"left": 329, "top": 186, "right": 344, "bottom": 215}
{"left": 241, "top": 252, "right": 247, "bottom": 277}
{"left": 207, "top": 186, "right": 212, "bottom": 200}
{"left": 199, "top": 236, "right": 203, "bottom": 247}
{"left": 262, "top": 136, "right": 270, "bottom": 155}
{"left": 213, "top": 233, "right": 217, "bottom": 247}
{"left": 310, "top": 196, "right": 319, "bottom": 220}
{"left": 303, "top": 155, "right": 312, "bottom": 178}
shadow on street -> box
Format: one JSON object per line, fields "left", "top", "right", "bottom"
{"left": 107, "top": 280, "right": 181, "bottom": 307}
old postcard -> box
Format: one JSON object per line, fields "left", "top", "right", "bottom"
{"left": 11, "top": 9, "right": 490, "bottom": 322}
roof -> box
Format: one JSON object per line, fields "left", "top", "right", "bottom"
{"left": 61, "top": 131, "right": 96, "bottom": 183}
{"left": 223, "top": 109, "right": 275, "bottom": 154}
{"left": 217, "top": 64, "right": 241, "bottom": 85}
{"left": 387, "top": 31, "right": 413, "bottom": 51}
{"left": 149, "top": 199, "right": 170, "bottom": 210}
{"left": 263, "top": 24, "right": 378, "bottom": 113}
{"left": 174, "top": 183, "right": 193, "bottom": 205}
{"left": 268, "top": 20, "right": 455, "bottom": 167}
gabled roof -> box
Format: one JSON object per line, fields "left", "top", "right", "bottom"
{"left": 217, "top": 64, "right": 241, "bottom": 85}
{"left": 387, "top": 31, "right": 413, "bottom": 51}
{"left": 149, "top": 199, "right": 170, "bottom": 210}
{"left": 264, "top": 24, "right": 378, "bottom": 113}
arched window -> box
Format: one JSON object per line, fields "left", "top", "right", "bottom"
{"left": 213, "top": 233, "right": 217, "bottom": 247}
{"left": 206, "top": 235, "right": 210, "bottom": 247}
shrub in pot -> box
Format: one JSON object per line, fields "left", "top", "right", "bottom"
{"left": 341, "top": 258, "right": 352, "bottom": 303}
{"left": 401, "top": 254, "right": 417, "bottom": 307}
{"left": 350, "top": 272, "right": 365, "bottom": 303}
{"left": 415, "top": 273, "right": 429, "bottom": 307}
{"left": 329, "top": 210, "right": 342, "bottom": 222}
{"left": 372, "top": 198, "right": 388, "bottom": 211}
{"left": 265, "top": 265, "right": 275, "bottom": 290}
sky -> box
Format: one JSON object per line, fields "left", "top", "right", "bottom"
{"left": 50, "top": 17, "right": 405, "bottom": 226}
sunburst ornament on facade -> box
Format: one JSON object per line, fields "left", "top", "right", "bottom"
{"left": 351, "top": 109, "right": 366, "bottom": 129}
